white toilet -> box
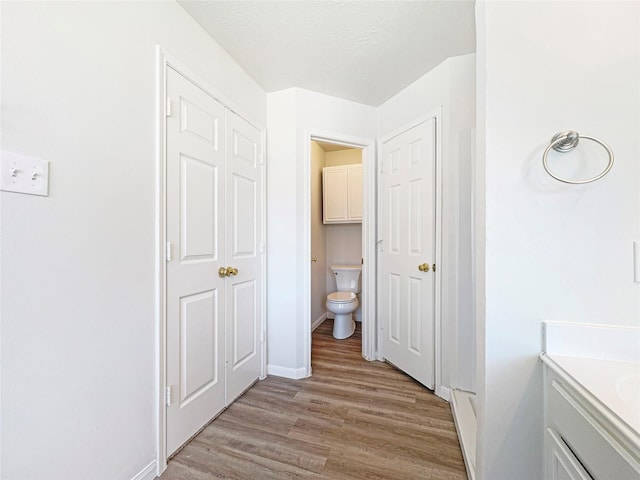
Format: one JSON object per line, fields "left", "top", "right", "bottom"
{"left": 326, "top": 265, "right": 361, "bottom": 339}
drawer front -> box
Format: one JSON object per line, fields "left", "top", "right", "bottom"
{"left": 545, "top": 428, "right": 593, "bottom": 480}
{"left": 547, "top": 375, "right": 640, "bottom": 479}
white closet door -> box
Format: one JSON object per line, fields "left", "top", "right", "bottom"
{"left": 165, "top": 66, "right": 226, "bottom": 455}
{"left": 224, "top": 110, "right": 263, "bottom": 403}
{"left": 379, "top": 118, "right": 436, "bottom": 389}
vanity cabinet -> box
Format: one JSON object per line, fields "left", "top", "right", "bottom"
{"left": 323, "top": 164, "right": 362, "bottom": 223}
{"left": 542, "top": 358, "right": 640, "bottom": 480}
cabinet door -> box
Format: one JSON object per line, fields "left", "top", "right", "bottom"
{"left": 347, "top": 165, "right": 363, "bottom": 221}
{"left": 323, "top": 166, "right": 348, "bottom": 223}
{"left": 545, "top": 428, "right": 593, "bottom": 480}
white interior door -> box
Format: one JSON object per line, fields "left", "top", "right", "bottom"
{"left": 379, "top": 118, "right": 436, "bottom": 388}
{"left": 165, "top": 66, "right": 226, "bottom": 456}
{"left": 224, "top": 110, "right": 262, "bottom": 403}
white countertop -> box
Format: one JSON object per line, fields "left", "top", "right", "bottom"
{"left": 541, "top": 353, "right": 640, "bottom": 437}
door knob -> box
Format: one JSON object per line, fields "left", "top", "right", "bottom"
{"left": 219, "top": 266, "right": 238, "bottom": 277}
{"left": 226, "top": 267, "right": 238, "bottom": 276}
{"left": 418, "top": 263, "right": 430, "bottom": 272}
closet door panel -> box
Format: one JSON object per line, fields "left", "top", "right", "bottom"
{"left": 165, "top": 66, "right": 225, "bottom": 456}
{"left": 225, "top": 110, "right": 263, "bottom": 403}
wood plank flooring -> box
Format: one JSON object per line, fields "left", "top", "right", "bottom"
{"left": 160, "top": 320, "right": 468, "bottom": 479}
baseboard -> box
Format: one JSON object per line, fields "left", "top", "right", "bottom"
{"left": 436, "top": 385, "right": 451, "bottom": 401}
{"left": 312, "top": 313, "right": 327, "bottom": 332}
{"left": 451, "top": 390, "right": 477, "bottom": 480}
{"left": 267, "top": 364, "right": 309, "bottom": 379}
{"left": 131, "top": 460, "right": 157, "bottom": 480}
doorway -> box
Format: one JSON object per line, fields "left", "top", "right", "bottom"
{"left": 310, "top": 141, "right": 363, "bottom": 340}
{"left": 303, "top": 132, "right": 376, "bottom": 375}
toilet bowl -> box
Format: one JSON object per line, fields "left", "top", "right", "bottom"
{"left": 326, "top": 265, "right": 361, "bottom": 339}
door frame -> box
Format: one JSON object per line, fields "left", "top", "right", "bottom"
{"left": 303, "top": 130, "right": 377, "bottom": 375}
{"left": 154, "top": 47, "right": 267, "bottom": 475}
{"left": 376, "top": 108, "right": 445, "bottom": 399}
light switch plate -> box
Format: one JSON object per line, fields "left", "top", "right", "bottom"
{"left": 0, "top": 151, "right": 49, "bottom": 196}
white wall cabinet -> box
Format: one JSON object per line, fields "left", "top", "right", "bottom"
{"left": 323, "top": 164, "right": 362, "bottom": 223}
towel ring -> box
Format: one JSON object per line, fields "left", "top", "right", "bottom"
{"left": 542, "top": 131, "right": 614, "bottom": 184}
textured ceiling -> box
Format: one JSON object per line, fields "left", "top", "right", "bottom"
{"left": 179, "top": 1, "right": 476, "bottom": 106}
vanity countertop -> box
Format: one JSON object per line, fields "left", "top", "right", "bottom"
{"left": 541, "top": 353, "right": 640, "bottom": 439}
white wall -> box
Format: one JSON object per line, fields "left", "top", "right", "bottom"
{"left": 310, "top": 142, "right": 328, "bottom": 327}
{"left": 267, "top": 88, "right": 376, "bottom": 375}
{"left": 0, "top": 2, "right": 265, "bottom": 479}
{"left": 476, "top": 2, "right": 640, "bottom": 478}
{"left": 449, "top": 56, "right": 477, "bottom": 393}
{"left": 377, "top": 54, "right": 476, "bottom": 392}
{"left": 266, "top": 89, "right": 301, "bottom": 375}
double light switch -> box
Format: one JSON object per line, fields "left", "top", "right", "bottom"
{"left": 0, "top": 151, "right": 49, "bottom": 196}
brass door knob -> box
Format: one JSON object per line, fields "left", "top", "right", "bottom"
{"left": 219, "top": 266, "right": 238, "bottom": 277}
{"left": 418, "top": 263, "right": 430, "bottom": 272}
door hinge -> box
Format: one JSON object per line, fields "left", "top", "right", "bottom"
{"left": 166, "top": 97, "right": 172, "bottom": 117}
{"left": 165, "top": 386, "right": 172, "bottom": 407}
{"left": 259, "top": 242, "right": 265, "bottom": 254}
{"left": 260, "top": 153, "right": 265, "bottom": 165}
{"left": 166, "top": 242, "right": 172, "bottom": 262}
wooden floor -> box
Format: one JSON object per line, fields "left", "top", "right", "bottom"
{"left": 160, "top": 320, "right": 467, "bottom": 479}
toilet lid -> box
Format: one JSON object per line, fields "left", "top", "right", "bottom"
{"left": 328, "top": 291, "right": 356, "bottom": 303}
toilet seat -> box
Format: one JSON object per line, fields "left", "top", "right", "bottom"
{"left": 327, "top": 291, "right": 356, "bottom": 303}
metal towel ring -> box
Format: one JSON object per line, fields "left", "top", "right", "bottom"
{"left": 542, "top": 131, "right": 614, "bottom": 184}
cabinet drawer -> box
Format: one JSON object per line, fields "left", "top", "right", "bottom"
{"left": 545, "top": 428, "right": 593, "bottom": 480}
{"left": 547, "top": 377, "right": 640, "bottom": 479}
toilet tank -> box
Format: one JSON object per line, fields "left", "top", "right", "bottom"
{"left": 330, "top": 265, "right": 362, "bottom": 293}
